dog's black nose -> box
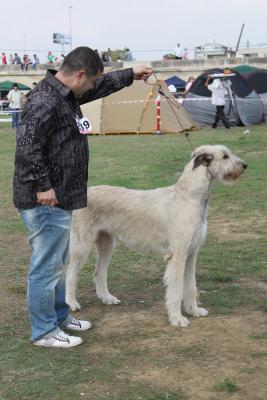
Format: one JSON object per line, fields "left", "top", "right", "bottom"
{"left": 243, "top": 163, "right": 248, "bottom": 169}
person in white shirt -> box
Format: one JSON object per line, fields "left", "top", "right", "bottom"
{"left": 174, "top": 43, "right": 183, "bottom": 59}
{"left": 7, "top": 83, "right": 22, "bottom": 129}
{"left": 205, "top": 76, "right": 231, "bottom": 129}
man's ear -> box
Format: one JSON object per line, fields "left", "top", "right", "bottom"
{"left": 75, "top": 70, "right": 86, "bottom": 80}
{"left": 193, "top": 153, "right": 214, "bottom": 170}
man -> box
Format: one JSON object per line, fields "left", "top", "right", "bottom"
{"left": 14, "top": 46, "right": 152, "bottom": 348}
{"left": 7, "top": 83, "right": 22, "bottom": 129}
{"left": 205, "top": 76, "right": 231, "bottom": 129}
{"left": 14, "top": 53, "right": 22, "bottom": 65}
{"left": 32, "top": 54, "right": 40, "bottom": 70}
{"left": 125, "top": 48, "right": 133, "bottom": 61}
{"left": 174, "top": 43, "right": 183, "bottom": 60}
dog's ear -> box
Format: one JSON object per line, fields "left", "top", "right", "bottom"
{"left": 193, "top": 153, "right": 214, "bottom": 170}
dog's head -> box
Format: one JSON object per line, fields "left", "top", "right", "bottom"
{"left": 191, "top": 145, "right": 247, "bottom": 185}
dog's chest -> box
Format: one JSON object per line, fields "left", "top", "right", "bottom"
{"left": 189, "top": 199, "right": 208, "bottom": 251}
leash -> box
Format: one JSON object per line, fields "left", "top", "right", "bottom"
{"left": 145, "top": 72, "right": 194, "bottom": 149}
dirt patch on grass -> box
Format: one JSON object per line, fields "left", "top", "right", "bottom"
{"left": 208, "top": 216, "right": 266, "bottom": 242}
{"left": 87, "top": 304, "right": 267, "bottom": 400}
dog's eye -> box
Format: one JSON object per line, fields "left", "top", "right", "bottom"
{"left": 223, "top": 154, "right": 229, "bottom": 159}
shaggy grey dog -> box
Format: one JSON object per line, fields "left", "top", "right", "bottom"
{"left": 66, "top": 145, "right": 247, "bottom": 327}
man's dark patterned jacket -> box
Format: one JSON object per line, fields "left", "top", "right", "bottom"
{"left": 13, "top": 69, "right": 133, "bottom": 210}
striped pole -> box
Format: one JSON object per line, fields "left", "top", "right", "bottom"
{"left": 155, "top": 94, "right": 161, "bottom": 135}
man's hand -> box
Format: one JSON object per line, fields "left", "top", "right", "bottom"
{"left": 133, "top": 65, "right": 153, "bottom": 81}
{"left": 37, "top": 189, "right": 58, "bottom": 207}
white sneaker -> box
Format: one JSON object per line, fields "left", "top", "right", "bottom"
{"left": 63, "top": 316, "right": 92, "bottom": 332}
{"left": 33, "top": 330, "right": 82, "bottom": 348}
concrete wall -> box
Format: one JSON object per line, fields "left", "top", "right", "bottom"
{"left": 1, "top": 57, "right": 267, "bottom": 88}
{"left": 150, "top": 57, "right": 267, "bottom": 81}
{"left": 0, "top": 72, "right": 45, "bottom": 86}
{"left": 0, "top": 62, "right": 123, "bottom": 87}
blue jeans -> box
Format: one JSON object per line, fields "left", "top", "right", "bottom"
{"left": 12, "top": 109, "right": 20, "bottom": 129}
{"left": 19, "top": 206, "right": 73, "bottom": 341}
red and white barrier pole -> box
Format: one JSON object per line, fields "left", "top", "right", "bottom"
{"left": 155, "top": 94, "right": 161, "bottom": 135}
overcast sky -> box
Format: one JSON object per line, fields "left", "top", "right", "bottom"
{"left": 1, "top": 0, "right": 266, "bottom": 61}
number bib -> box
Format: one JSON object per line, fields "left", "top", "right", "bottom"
{"left": 75, "top": 116, "right": 92, "bottom": 134}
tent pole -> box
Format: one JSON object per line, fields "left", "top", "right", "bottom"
{"left": 137, "top": 86, "right": 155, "bottom": 134}
{"left": 100, "top": 97, "right": 104, "bottom": 135}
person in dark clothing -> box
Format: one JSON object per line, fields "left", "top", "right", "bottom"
{"left": 14, "top": 46, "right": 153, "bottom": 348}
{"left": 14, "top": 53, "right": 22, "bottom": 65}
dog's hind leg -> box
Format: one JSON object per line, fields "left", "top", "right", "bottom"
{"left": 164, "top": 254, "right": 190, "bottom": 327}
{"left": 66, "top": 235, "right": 94, "bottom": 311}
{"left": 183, "top": 252, "right": 208, "bottom": 318}
{"left": 94, "top": 231, "right": 121, "bottom": 305}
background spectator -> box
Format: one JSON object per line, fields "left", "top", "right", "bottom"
{"left": 205, "top": 76, "right": 231, "bottom": 129}
{"left": 54, "top": 57, "right": 61, "bottom": 67}
{"left": 125, "top": 48, "right": 133, "bottom": 61}
{"left": 2, "top": 53, "right": 7, "bottom": 65}
{"left": 9, "top": 54, "right": 15, "bottom": 64}
{"left": 47, "top": 51, "right": 55, "bottom": 63}
{"left": 183, "top": 48, "right": 189, "bottom": 60}
{"left": 185, "top": 76, "right": 195, "bottom": 93}
{"left": 32, "top": 54, "right": 40, "bottom": 70}
{"left": 101, "top": 52, "right": 109, "bottom": 62}
{"left": 7, "top": 83, "right": 22, "bottom": 129}
{"left": 14, "top": 53, "right": 22, "bottom": 65}
{"left": 22, "top": 54, "right": 32, "bottom": 71}
{"left": 174, "top": 43, "right": 183, "bottom": 59}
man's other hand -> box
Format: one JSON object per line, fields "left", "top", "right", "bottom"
{"left": 37, "top": 189, "right": 59, "bottom": 207}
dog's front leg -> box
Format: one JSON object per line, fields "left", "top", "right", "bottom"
{"left": 66, "top": 261, "right": 82, "bottom": 311}
{"left": 183, "top": 252, "right": 208, "bottom": 318}
{"left": 164, "top": 254, "right": 190, "bottom": 327}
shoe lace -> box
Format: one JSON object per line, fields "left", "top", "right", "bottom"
{"left": 70, "top": 317, "right": 80, "bottom": 325}
{"left": 56, "top": 331, "right": 71, "bottom": 340}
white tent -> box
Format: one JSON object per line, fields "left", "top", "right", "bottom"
{"left": 81, "top": 80, "right": 195, "bottom": 134}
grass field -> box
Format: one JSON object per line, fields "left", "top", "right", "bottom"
{"left": 0, "top": 122, "right": 266, "bottom": 400}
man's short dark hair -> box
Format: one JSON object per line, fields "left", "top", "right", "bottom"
{"left": 60, "top": 46, "right": 104, "bottom": 78}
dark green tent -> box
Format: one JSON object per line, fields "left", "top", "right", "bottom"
{"left": 232, "top": 65, "right": 258, "bottom": 74}
{"left": 0, "top": 80, "right": 31, "bottom": 91}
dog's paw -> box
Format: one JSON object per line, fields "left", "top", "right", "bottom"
{"left": 170, "top": 315, "right": 190, "bottom": 328}
{"left": 192, "top": 307, "right": 208, "bottom": 317}
{"left": 101, "top": 294, "right": 121, "bottom": 305}
{"left": 67, "top": 299, "right": 82, "bottom": 311}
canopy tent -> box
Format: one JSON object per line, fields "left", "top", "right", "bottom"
{"left": 165, "top": 75, "right": 186, "bottom": 91}
{"left": 0, "top": 80, "right": 31, "bottom": 102}
{"left": 183, "top": 68, "right": 264, "bottom": 127}
{"left": 81, "top": 80, "right": 195, "bottom": 134}
{"left": 0, "top": 80, "right": 31, "bottom": 91}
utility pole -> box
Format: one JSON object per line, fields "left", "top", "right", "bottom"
{"left": 69, "top": 6, "right": 73, "bottom": 51}
{"left": 234, "top": 23, "right": 245, "bottom": 58}
{"left": 23, "top": 34, "right": 27, "bottom": 54}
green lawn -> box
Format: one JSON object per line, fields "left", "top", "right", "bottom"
{"left": 0, "top": 124, "right": 266, "bottom": 400}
